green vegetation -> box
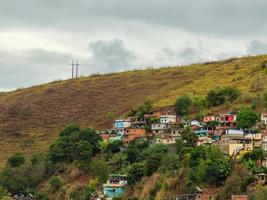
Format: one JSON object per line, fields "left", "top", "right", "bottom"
{"left": 7, "top": 153, "right": 25, "bottom": 168}
{"left": 236, "top": 107, "right": 260, "bottom": 129}
{"left": 207, "top": 87, "right": 239, "bottom": 107}
{"left": 174, "top": 96, "right": 192, "bottom": 116}
{"left": 48, "top": 125, "right": 101, "bottom": 167}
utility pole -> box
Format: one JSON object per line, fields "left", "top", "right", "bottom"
{"left": 75, "top": 60, "right": 81, "bottom": 78}
{"left": 69, "top": 59, "right": 75, "bottom": 79}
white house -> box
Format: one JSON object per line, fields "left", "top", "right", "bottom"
{"left": 160, "top": 115, "right": 176, "bottom": 124}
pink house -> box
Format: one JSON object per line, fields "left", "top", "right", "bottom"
{"left": 203, "top": 116, "right": 216, "bottom": 123}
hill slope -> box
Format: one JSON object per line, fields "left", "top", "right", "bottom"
{"left": 0, "top": 55, "right": 267, "bottom": 167}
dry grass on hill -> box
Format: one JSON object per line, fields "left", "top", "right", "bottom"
{"left": 0, "top": 55, "right": 267, "bottom": 168}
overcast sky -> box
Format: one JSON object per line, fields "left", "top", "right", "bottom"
{"left": 1, "top": 0, "right": 267, "bottom": 91}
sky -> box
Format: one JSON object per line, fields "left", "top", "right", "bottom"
{"left": 1, "top": 0, "right": 267, "bottom": 91}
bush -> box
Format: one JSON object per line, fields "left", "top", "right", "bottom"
{"left": 174, "top": 96, "right": 192, "bottom": 116}
{"left": 7, "top": 153, "right": 25, "bottom": 168}
{"left": 207, "top": 87, "right": 239, "bottom": 107}
{"left": 126, "top": 163, "right": 146, "bottom": 185}
{"left": 49, "top": 176, "right": 62, "bottom": 192}
{"left": 48, "top": 126, "right": 101, "bottom": 165}
{"left": 236, "top": 107, "right": 260, "bottom": 129}
{"left": 136, "top": 101, "right": 153, "bottom": 118}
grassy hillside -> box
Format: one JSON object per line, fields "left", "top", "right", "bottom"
{"left": 0, "top": 55, "right": 267, "bottom": 168}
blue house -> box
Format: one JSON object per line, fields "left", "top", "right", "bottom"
{"left": 103, "top": 174, "right": 127, "bottom": 199}
{"left": 114, "top": 119, "right": 131, "bottom": 129}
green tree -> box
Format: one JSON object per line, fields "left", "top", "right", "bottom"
{"left": 59, "top": 124, "right": 80, "bottom": 137}
{"left": 136, "top": 101, "right": 153, "bottom": 118}
{"left": 7, "top": 153, "right": 25, "bottom": 168}
{"left": 207, "top": 87, "right": 239, "bottom": 107}
{"left": 89, "top": 159, "right": 112, "bottom": 183}
{"left": 126, "top": 163, "right": 146, "bottom": 185}
{"left": 205, "top": 159, "right": 230, "bottom": 186}
{"left": 181, "top": 127, "right": 198, "bottom": 147}
{"left": 236, "top": 107, "right": 260, "bottom": 129}
{"left": 174, "top": 96, "right": 192, "bottom": 116}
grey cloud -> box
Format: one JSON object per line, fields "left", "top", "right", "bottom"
{"left": 157, "top": 44, "right": 207, "bottom": 66}
{"left": 1, "top": 0, "right": 267, "bottom": 37}
{"left": 0, "top": 49, "right": 73, "bottom": 90}
{"left": 88, "top": 39, "right": 136, "bottom": 72}
{"left": 247, "top": 39, "right": 267, "bottom": 55}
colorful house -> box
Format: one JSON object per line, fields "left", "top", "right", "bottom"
{"left": 217, "top": 114, "right": 237, "bottom": 129}
{"left": 203, "top": 115, "right": 216, "bottom": 123}
{"left": 113, "top": 119, "right": 132, "bottom": 129}
{"left": 103, "top": 174, "right": 127, "bottom": 199}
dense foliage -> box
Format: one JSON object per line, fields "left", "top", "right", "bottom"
{"left": 174, "top": 96, "right": 192, "bottom": 116}
{"left": 236, "top": 107, "right": 260, "bottom": 129}
{"left": 48, "top": 125, "right": 101, "bottom": 166}
{"left": 207, "top": 87, "right": 239, "bottom": 107}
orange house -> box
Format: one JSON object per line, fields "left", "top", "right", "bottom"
{"left": 124, "top": 128, "right": 146, "bottom": 136}
{"left": 231, "top": 195, "right": 248, "bottom": 200}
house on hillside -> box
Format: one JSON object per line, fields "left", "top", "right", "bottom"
{"left": 113, "top": 119, "right": 132, "bottom": 130}
{"left": 203, "top": 115, "right": 216, "bottom": 123}
{"left": 144, "top": 111, "right": 164, "bottom": 119}
{"left": 160, "top": 115, "right": 177, "bottom": 124}
{"left": 219, "top": 129, "right": 252, "bottom": 155}
{"left": 244, "top": 133, "right": 262, "bottom": 148}
{"left": 155, "top": 129, "right": 182, "bottom": 145}
{"left": 151, "top": 123, "right": 169, "bottom": 135}
{"left": 217, "top": 114, "right": 237, "bottom": 129}
{"left": 231, "top": 195, "right": 248, "bottom": 200}
{"left": 103, "top": 174, "right": 127, "bottom": 199}
{"left": 123, "top": 128, "right": 146, "bottom": 145}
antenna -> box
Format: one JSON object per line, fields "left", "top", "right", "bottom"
{"left": 69, "top": 59, "right": 75, "bottom": 79}
{"left": 75, "top": 60, "right": 81, "bottom": 78}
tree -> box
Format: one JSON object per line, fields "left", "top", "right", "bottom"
{"left": 89, "top": 159, "right": 112, "bottom": 182}
{"left": 7, "top": 153, "right": 25, "bottom": 168}
{"left": 59, "top": 124, "right": 80, "bottom": 137}
{"left": 105, "top": 140, "right": 123, "bottom": 154}
{"left": 207, "top": 87, "right": 239, "bottom": 107}
{"left": 181, "top": 127, "right": 198, "bottom": 147}
{"left": 126, "top": 163, "right": 146, "bottom": 185}
{"left": 174, "top": 96, "right": 192, "bottom": 116}
{"left": 136, "top": 101, "right": 153, "bottom": 118}
{"left": 205, "top": 159, "right": 230, "bottom": 186}
{"left": 236, "top": 107, "right": 260, "bottom": 129}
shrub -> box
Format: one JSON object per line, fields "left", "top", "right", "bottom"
{"left": 207, "top": 87, "right": 239, "bottom": 107}
{"left": 126, "top": 163, "right": 146, "bottom": 185}
{"left": 236, "top": 107, "right": 260, "bottom": 129}
{"left": 7, "top": 153, "right": 25, "bottom": 168}
{"left": 136, "top": 101, "right": 153, "bottom": 118}
{"left": 174, "top": 96, "right": 192, "bottom": 116}
{"left": 49, "top": 176, "right": 62, "bottom": 192}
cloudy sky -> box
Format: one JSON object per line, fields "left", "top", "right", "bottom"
{"left": 1, "top": 0, "right": 267, "bottom": 91}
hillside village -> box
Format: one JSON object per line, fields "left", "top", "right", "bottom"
{"left": 97, "top": 107, "right": 267, "bottom": 200}
{"left": 1, "top": 56, "right": 267, "bottom": 200}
